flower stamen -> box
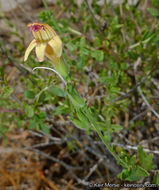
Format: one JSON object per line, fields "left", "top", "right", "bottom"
{"left": 29, "top": 24, "right": 42, "bottom": 32}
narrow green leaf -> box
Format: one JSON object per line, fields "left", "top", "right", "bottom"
{"left": 111, "top": 124, "right": 123, "bottom": 132}
{"left": 70, "top": 118, "right": 89, "bottom": 130}
{"left": 153, "top": 171, "right": 159, "bottom": 186}
{"left": 53, "top": 105, "right": 70, "bottom": 115}
{"left": 76, "top": 111, "right": 90, "bottom": 127}
{"left": 148, "top": 8, "right": 159, "bottom": 18}
{"left": 24, "top": 90, "right": 35, "bottom": 99}
{"left": 80, "top": 37, "right": 86, "bottom": 48}
{"left": 49, "top": 86, "right": 66, "bottom": 97}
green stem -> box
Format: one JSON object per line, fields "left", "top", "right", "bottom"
{"left": 50, "top": 56, "right": 128, "bottom": 169}
{"left": 85, "top": 109, "right": 128, "bottom": 168}
{"left": 42, "top": 0, "right": 50, "bottom": 12}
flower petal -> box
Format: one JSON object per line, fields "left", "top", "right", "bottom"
{"left": 24, "top": 39, "right": 36, "bottom": 61}
{"left": 35, "top": 43, "right": 46, "bottom": 62}
{"left": 45, "top": 44, "right": 59, "bottom": 64}
{"left": 28, "top": 23, "right": 57, "bottom": 42}
{"left": 48, "top": 35, "right": 62, "bottom": 57}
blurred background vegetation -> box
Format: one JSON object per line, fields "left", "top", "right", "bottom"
{"left": 0, "top": 0, "right": 159, "bottom": 189}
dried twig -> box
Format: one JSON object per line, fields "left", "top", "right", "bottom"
{"left": 84, "top": 0, "right": 104, "bottom": 35}
{"left": 27, "top": 148, "right": 89, "bottom": 186}
{"left": 112, "top": 143, "right": 159, "bottom": 155}
{"left": 84, "top": 145, "right": 120, "bottom": 174}
{"left": 28, "top": 130, "right": 66, "bottom": 147}
{"left": 113, "top": 61, "right": 157, "bottom": 103}
{"left": 134, "top": 57, "right": 159, "bottom": 119}
{"left": 129, "top": 109, "right": 148, "bottom": 124}
{"left": 84, "top": 158, "right": 103, "bottom": 181}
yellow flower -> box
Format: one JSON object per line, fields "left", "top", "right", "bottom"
{"left": 24, "top": 22, "right": 62, "bottom": 64}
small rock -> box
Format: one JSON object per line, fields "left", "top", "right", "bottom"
{"left": 0, "top": 19, "right": 12, "bottom": 36}
{"left": 46, "top": 0, "right": 57, "bottom": 6}
{"left": 0, "top": 0, "right": 25, "bottom": 12}
{"left": 28, "top": 0, "right": 42, "bottom": 8}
